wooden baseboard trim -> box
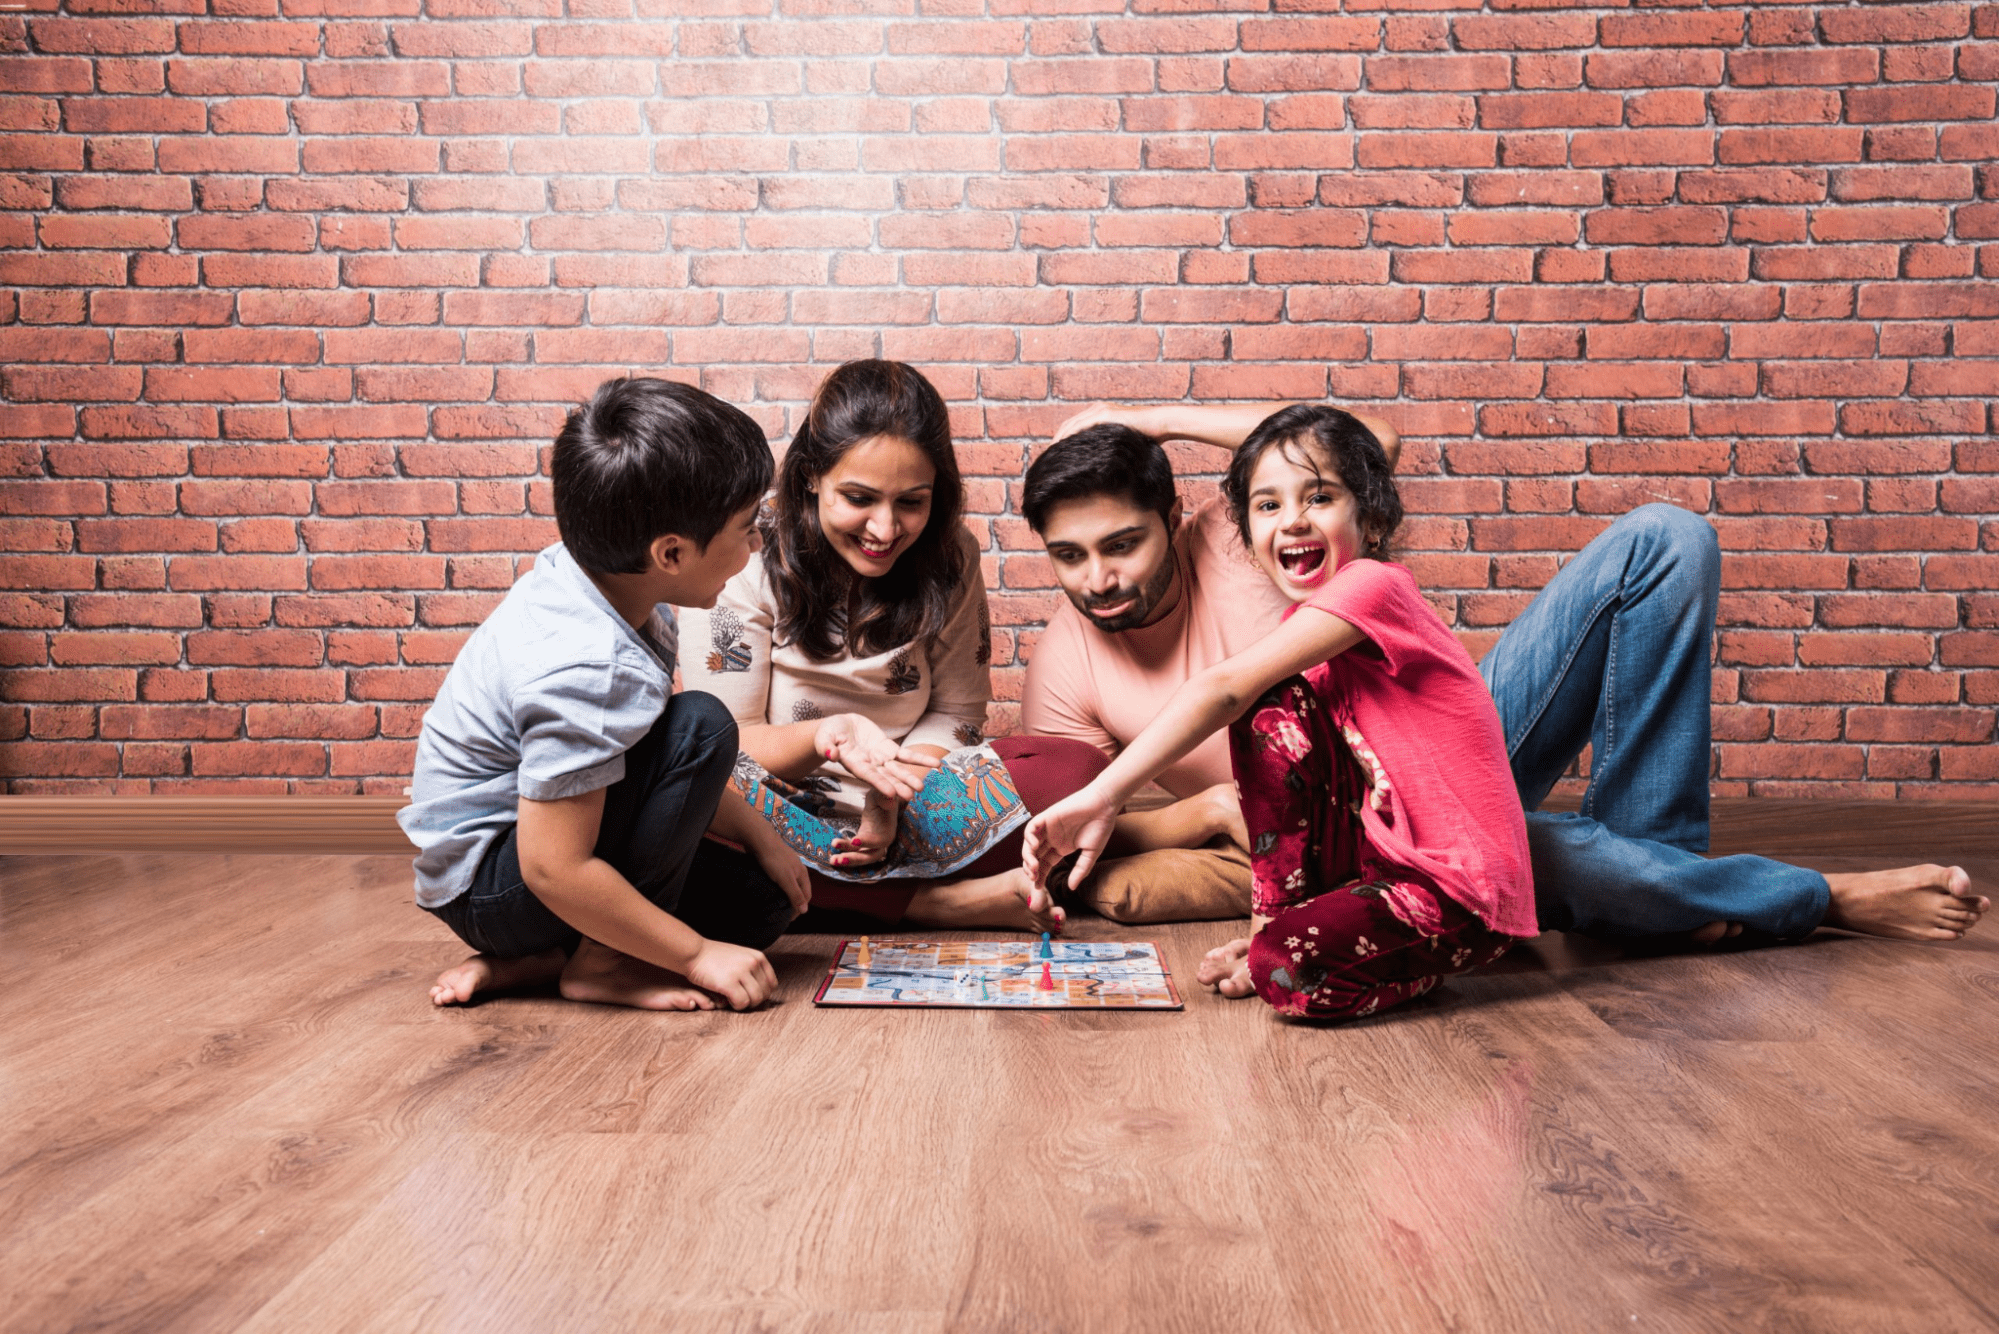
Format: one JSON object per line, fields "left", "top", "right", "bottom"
{"left": 0, "top": 796, "right": 413, "bottom": 854}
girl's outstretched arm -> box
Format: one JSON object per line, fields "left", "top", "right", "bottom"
{"left": 1020, "top": 604, "right": 1366, "bottom": 900}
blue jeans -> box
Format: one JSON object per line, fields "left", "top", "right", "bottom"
{"left": 1480, "top": 504, "right": 1830, "bottom": 939}
{"left": 425, "top": 692, "right": 796, "bottom": 959}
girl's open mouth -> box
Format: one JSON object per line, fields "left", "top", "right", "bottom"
{"left": 1277, "top": 543, "right": 1326, "bottom": 578}
{"left": 856, "top": 537, "right": 897, "bottom": 559}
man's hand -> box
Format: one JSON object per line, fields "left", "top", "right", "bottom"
{"left": 683, "top": 939, "right": 779, "bottom": 1010}
{"left": 815, "top": 712, "right": 939, "bottom": 801}
{"left": 1052, "top": 402, "right": 1155, "bottom": 444}
{"left": 1021, "top": 783, "right": 1121, "bottom": 913}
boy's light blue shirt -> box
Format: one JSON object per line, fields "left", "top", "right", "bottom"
{"left": 399, "top": 542, "right": 679, "bottom": 908}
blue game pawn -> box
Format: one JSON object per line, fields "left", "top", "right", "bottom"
{"left": 1040, "top": 931, "right": 1052, "bottom": 960}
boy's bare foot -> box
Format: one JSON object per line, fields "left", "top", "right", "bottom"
{"left": 907, "top": 868, "right": 1066, "bottom": 933}
{"left": 1690, "top": 921, "right": 1744, "bottom": 947}
{"left": 430, "top": 948, "right": 567, "bottom": 1007}
{"left": 557, "top": 937, "right": 719, "bottom": 1010}
{"left": 1196, "top": 937, "right": 1257, "bottom": 999}
{"left": 1824, "top": 864, "right": 1987, "bottom": 942}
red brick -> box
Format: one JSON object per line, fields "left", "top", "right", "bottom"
{"left": 99, "top": 704, "right": 241, "bottom": 740}
{"left": 48, "top": 631, "right": 181, "bottom": 666}
{"left": 244, "top": 703, "right": 377, "bottom": 740}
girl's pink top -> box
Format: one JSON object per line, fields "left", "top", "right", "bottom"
{"left": 1287, "top": 558, "right": 1538, "bottom": 939}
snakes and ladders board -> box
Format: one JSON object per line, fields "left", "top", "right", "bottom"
{"left": 813, "top": 939, "right": 1183, "bottom": 1010}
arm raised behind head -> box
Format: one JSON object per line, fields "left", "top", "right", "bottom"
{"left": 1051, "top": 402, "right": 1401, "bottom": 474}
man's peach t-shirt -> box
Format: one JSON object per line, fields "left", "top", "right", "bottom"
{"left": 1022, "top": 499, "right": 1291, "bottom": 797}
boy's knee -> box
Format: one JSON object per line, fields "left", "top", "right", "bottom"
{"left": 663, "top": 690, "right": 739, "bottom": 759}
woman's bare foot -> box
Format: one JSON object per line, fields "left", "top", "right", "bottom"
{"left": 1824, "top": 864, "right": 1988, "bottom": 942}
{"left": 1689, "top": 920, "right": 1744, "bottom": 947}
{"left": 557, "top": 937, "right": 719, "bottom": 1010}
{"left": 430, "top": 948, "right": 567, "bottom": 1007}
{"left": 1196, "top": 937, "right": 1256, "bottom": 998}
{"left": 907, "top": 868, "right": 1066, "bottom": 933}
{"left": 833, "top": 789, "right": 900, "bottom": 869}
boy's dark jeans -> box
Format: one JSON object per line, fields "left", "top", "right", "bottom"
{"left": 425, "top": 691, "right": 796, "bottom": 960}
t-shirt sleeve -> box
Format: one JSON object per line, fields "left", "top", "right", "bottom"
{"left": 513, "top": 659, "right": 667, "bottom": 801}
{"left": 1295, "top": 559, "right": 1434, "bottom": 676}
{"left": 676, "top": 565, "right": 774, "bottom": 727}
{"left": 1021, "top": 611, "right": 1119, "bottom": 758}
{"left": 905, "top": 541, "right": 993, "bottom": 751}
{"left": 1189, "top": 499, "right": 1290, "bottom": 656}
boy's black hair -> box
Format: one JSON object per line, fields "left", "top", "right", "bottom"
{"left": 1222, "top": 405, "right": 1403, "bottom": 553}
{"left": 551, "top": 377, "right": 774, "bottom": 575}
{"left": 1021, "top": 423, "right": 1177, "bottom": 533}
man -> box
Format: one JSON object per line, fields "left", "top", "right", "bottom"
{"left": 1021, "top": 403, "right": 1985, "bottom": 947}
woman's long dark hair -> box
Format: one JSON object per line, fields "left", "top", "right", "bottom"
{"left": 765, "top": 360, "right": 965, "bottom": 662}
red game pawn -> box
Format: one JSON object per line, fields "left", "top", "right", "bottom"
{"left": 1038, "top": 960, "right": 1055, "bottom": 991}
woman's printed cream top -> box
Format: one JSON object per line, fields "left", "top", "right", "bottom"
{"left": 677, "top": 525, "right": 993, "bottom": 821}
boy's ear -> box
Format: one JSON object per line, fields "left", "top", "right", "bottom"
{"left": 649, "top": 532, "right": 686, "bottom": 574}
{"left": 1165, "top": 494, "right": 1185, "bottom": 534}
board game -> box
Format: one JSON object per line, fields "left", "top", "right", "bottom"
{"left": 813, "top": 938, "right": 1184, "bottom": 1010}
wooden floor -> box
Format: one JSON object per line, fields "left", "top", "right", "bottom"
{"left": 3, "top": 805, "right": 1997, "bottom": 1332}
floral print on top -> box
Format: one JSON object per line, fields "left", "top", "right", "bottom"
{"left": 678, "top": 524, "right": 994, "bottom": 825}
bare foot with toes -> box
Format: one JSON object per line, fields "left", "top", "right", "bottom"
{"left": 909, "top": 869, "right": 1066, "bottom": 933}
{"left": 1824, "top": 864, "right": 1987, "bottom": 942}
{"left": 1197, "top": 937, "right": 1257, "bottom": 999}
{"left": 1690, "top": 921, "right": 1744, "bottom": 947}
{"left": 557, "top": 937, "right": 720, "bottom": 1010}
{"left": 430, "top": 948, "right": 567, "bottom": 1007}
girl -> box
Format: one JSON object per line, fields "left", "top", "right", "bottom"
{"left": 1022, "top": 405, "right": 1538, "bottom": 1019}
{"left": 681, "top": 359, "right": 1106, "bottom": 930}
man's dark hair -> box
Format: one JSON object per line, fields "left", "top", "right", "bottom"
{"left": 1222, "top": 404, "right": 1402, "bottom": 554}
{"left": 1021, "top": 424, "right": 1177, "bottom": 533}
{"left": 551, "top": 377, "right": 774, "bottom": 575}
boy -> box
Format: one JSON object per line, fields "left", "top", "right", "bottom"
{"left": 400, "top": 377, "right": 811, "bottom": 1012}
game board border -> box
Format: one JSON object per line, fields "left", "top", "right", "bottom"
{"left": 810, "top": 938, "right": 1186, "bottom": 1011}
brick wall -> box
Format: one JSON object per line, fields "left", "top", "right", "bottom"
{"left": 1, "top": 0, "right": 1996, "bottom": 797}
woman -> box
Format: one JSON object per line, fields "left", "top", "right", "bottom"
{"left": 681, "top": 359, "right": 1104, "bottom": 929}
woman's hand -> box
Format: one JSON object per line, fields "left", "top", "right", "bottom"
{"left": 814, "top": 713, "right": 939, "bottom": 802}
{"left": 832, "top": 788, "right": 899, "bottom": 868}
{"left": 1021, "top": 783, "right": 1121, "bottom": 914}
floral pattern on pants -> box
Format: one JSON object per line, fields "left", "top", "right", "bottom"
{"left": 1230, "top": 673, "right": 1520, "bottom": 1021}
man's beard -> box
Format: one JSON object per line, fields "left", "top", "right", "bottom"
{"left": 1076, "top": 551, "right": 1177, "bottom": 634}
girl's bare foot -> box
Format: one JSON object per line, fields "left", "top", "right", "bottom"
{"left": 907, "top": 868, "right": 1066, "bottom": 933}
{"left": 1824, "top": 864, "right": 1987, "bottom": 942}
{"left": 430, "top": 948, "right": 567, "bottom": 1007}
{"left": 557, "top": 937, "right": 719, "bottom": 1010}
{"left": 1196, "top": 937, "right": 1256, "bottom": 998}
